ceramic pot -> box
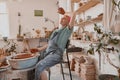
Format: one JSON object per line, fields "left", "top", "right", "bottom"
{"left": 8, "top": 53, "right": 39, "bottom": 69}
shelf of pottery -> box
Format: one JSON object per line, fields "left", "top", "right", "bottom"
{"left": 71, "top": 0, "right": 103, "bottom": 42}
{"left": 70, "top": 53, "right": 96, "bottom": 80}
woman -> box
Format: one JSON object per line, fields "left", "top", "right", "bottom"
{"left": 32, "top": 8, "right": 77, "bottom": 80}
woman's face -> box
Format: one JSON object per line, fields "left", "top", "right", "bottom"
{"left": 60, "top": 16, "right": 69, "bottom": 27}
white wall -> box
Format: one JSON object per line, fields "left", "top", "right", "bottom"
{"left": 6, "top": 0, "right": 59, "bottom": 38}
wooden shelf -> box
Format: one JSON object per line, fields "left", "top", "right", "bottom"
{"left": 75, "top": 0, "right": 100, "bottom": 14}
{"left": 75, "top": 14, "right": 103, "bottom": 27}
{"left": 70, "top": 39, "right": 98, "bottom": 44}
{"left": 71, "top": 0, "right": 80, "bottom": 3}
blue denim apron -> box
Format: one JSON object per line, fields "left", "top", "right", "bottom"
{"left": 35, "top": 29, "right": 64, "bottom": 80}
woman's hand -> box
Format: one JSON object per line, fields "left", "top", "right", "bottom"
{"left": 30, "top": 44, "right": 48, "bottom": 53}
{"left": 58, "top": 7, "right": 65, "bottom": 15}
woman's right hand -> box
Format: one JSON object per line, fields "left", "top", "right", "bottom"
{"left": 58, "top": 7, "right": 65, "bottom": 15}
{"left": 30, "top": 44, "right": 48, "bottom": 53}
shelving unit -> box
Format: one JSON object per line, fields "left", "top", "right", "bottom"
{"left": 75, "top": 0, "right": 100, "bottom": 14}
{"left": 75, "top": 14, "right": 103, "bottom": 27}
{"left": 71, "top": 0, "right": 80, "bottom": 3}
{"left": 71, "top": 39, "right": 98, "bottom": 44}
{"left": 70, "top": 0, "right": 103, "bottom": 45}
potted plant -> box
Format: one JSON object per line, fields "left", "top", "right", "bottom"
{"left": 3, "top": 38, "right": 17, "bottom": 56}
{"left": 87, "top": 24, "right": 120, "bottom": 77}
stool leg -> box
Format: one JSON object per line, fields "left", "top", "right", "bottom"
{"left": 66, "top": 52, "right": 72, "bottom": 80}
{"left": 60, "top": 63, "right": 65, "bottom": 80}
{"left": 48, "top": 69, "right": 51, "bottom": 80}
{"left": 47, "top": 68, "right": 51, "bottom": 80}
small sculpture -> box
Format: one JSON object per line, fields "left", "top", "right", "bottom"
{"left": 35, "top": 29, "right": 41, "bottom": 38}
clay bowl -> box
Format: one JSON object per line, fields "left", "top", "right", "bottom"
{"left": 0, "top": 55, "right": 6, "bottom": 63}
{"left": 0, "top": 60, "right": 10, "bottom": 72}
{"left": 8, "top": 53, "right": 40, "bottom": 69}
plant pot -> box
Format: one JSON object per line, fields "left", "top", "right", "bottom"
{"left": 0, "top": 55, "right": 6, "bottom": 63}
{"left": 0, "top": 60, "right": 10, "bottom": 72}
{"left": 8, "top": 53, "right": 39, "bottom": 69}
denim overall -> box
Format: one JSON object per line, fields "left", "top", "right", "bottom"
{"left": 35, "top": 29, "right": 64, "bottom": 80}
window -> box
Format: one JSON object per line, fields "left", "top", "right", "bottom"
{"left": 0, "top": 2, "right": 9, "bottom": 38}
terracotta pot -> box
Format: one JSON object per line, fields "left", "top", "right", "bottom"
{"left": 0, "top": 60, "right": 10, "bottom": 72}
{"left": 12, "top": 53, "right": 35, "bottom": 59}
{"left": 0, "top": 55, "right": 6, "bottom": 63}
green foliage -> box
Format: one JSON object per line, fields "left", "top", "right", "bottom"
{"left": 87, "top": 24, "right": 120, "bottom": 55}
{"left": 94, "top": 24, "right": 103, "bottom": 34}
{"left": 108, "top": 38, "right": 119, "bottom": 45}
{"left": 87, "top": 45, "right": 94, "bottom": 54}
{"left": 112, "top": 0, "right": 120, "bottom": 11}
{"left": 3, "top": 39, "right": 17, "bottom": 54}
